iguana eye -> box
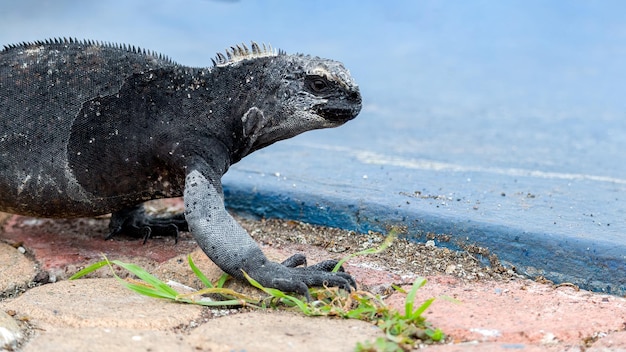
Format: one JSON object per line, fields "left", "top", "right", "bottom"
{"left": 307, "top": 77, "right": 330, "bottom": 93}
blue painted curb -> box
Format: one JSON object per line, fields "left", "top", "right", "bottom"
{"left": 224, "top": 181, "right": 625, "bottom": 296}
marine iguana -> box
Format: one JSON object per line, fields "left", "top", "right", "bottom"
{"left": 0, "top": 38, "right": 361, "bottom": 298}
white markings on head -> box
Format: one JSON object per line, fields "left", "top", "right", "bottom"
{"left": 306, "top": 65, "right": 353, "bottom": 90}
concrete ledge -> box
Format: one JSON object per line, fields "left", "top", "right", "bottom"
{"left": 224, "top": 181, "right": 625, "bottom": 296}
{"left": 222, "top": 143, "right": 626, "bottom": 296}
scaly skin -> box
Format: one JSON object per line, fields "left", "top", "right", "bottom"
{"left": 0, "top": 38, "right": 362, "bottom": 297}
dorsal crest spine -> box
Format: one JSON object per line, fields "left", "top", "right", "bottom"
{"left": 1, "top": 37, "right": 175, "bottom": 64}
{"left": 212, "top": 42, "right": 281, "bottom": 67}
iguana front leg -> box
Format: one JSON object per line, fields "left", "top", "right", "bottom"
{"left": 183, "top": 168, "right": 355, "bottom": 300}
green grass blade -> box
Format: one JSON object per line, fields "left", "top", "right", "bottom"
{"left": 215, "top": 273, "right": 230, "bottom": 288}
{"left": 391, "top": 284, "right": 407, "bottom": 294}
{"left": 179, "top": 298, "right": 253, "bottom": 307}
{"left": 111, "top": 260, "right": 179, "bottom": 297}
{"left": 333, "top": 227, "right": 399, "bottom": 272}
{"left": 68, "top": 259, "right": 109, "bottom": 280}
{"left": 412, "top": 297, "right": 435, "bottom": 318}
{"left": 425, "top": 328, "right": 445, "bottom": 342}
{"left": 187, "top": 255, "right": 213, "bottom": 288}
{"left": 121, "top": 281, "right": 178, "bottom": 299}
{"left": 404, "top": 277, "right": 427, "bottom": 317}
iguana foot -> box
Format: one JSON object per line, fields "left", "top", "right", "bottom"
{"left": 250, "top": 254, "right": 356, "bottom": 301}
{"left": 281, "top": 253, "right": 346, "bottom": 272}
{"left": 106, "top": 205, "right": 188, "bottom": 244}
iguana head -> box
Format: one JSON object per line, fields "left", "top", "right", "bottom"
{"left": 212, "top": 43, "right": 362, "bottom": 156}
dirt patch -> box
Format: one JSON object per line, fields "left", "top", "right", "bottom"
{"left": 238, "top": 216, "right": 522, "bottom": 284}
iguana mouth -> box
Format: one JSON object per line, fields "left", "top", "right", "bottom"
{"left": 316, "top": 95, "right": 362, "bottom": 123}
{"left": 318, "top": 106, "right": 360, "bottom": 122}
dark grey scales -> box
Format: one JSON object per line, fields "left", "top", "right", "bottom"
{"left": 0, "top": 38, "right": 361, "bottom": 299}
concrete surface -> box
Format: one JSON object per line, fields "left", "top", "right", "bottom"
{"left": 0, "top": 1, "right": 624, "bottom": 294}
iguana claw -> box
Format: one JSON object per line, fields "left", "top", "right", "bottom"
{"left": 106, "top": 205, "right": 188, "bottom": 244}
{"left": 253, "top": 255, "right": 357, "bottom": 301}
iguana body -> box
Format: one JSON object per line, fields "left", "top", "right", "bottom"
{"left": 0, "top": 38, "right": 361, "bottom": 296}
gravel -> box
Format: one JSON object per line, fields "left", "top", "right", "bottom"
{"left": 236, "top": 216, "right": 524, "bottom": 285}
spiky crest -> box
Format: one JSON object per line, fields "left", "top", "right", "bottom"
{"left": 211, "top": 41, "right": 281, "bottom": 67}
{"left": 1, "top": 37, "right": 175, "bottom": 64}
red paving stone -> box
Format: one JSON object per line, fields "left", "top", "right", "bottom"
{"left": 1, "top": 214, "right": 197, "bottom": 275}
{"left": 383, "top": 276, "right": 626, "bottom": 347}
